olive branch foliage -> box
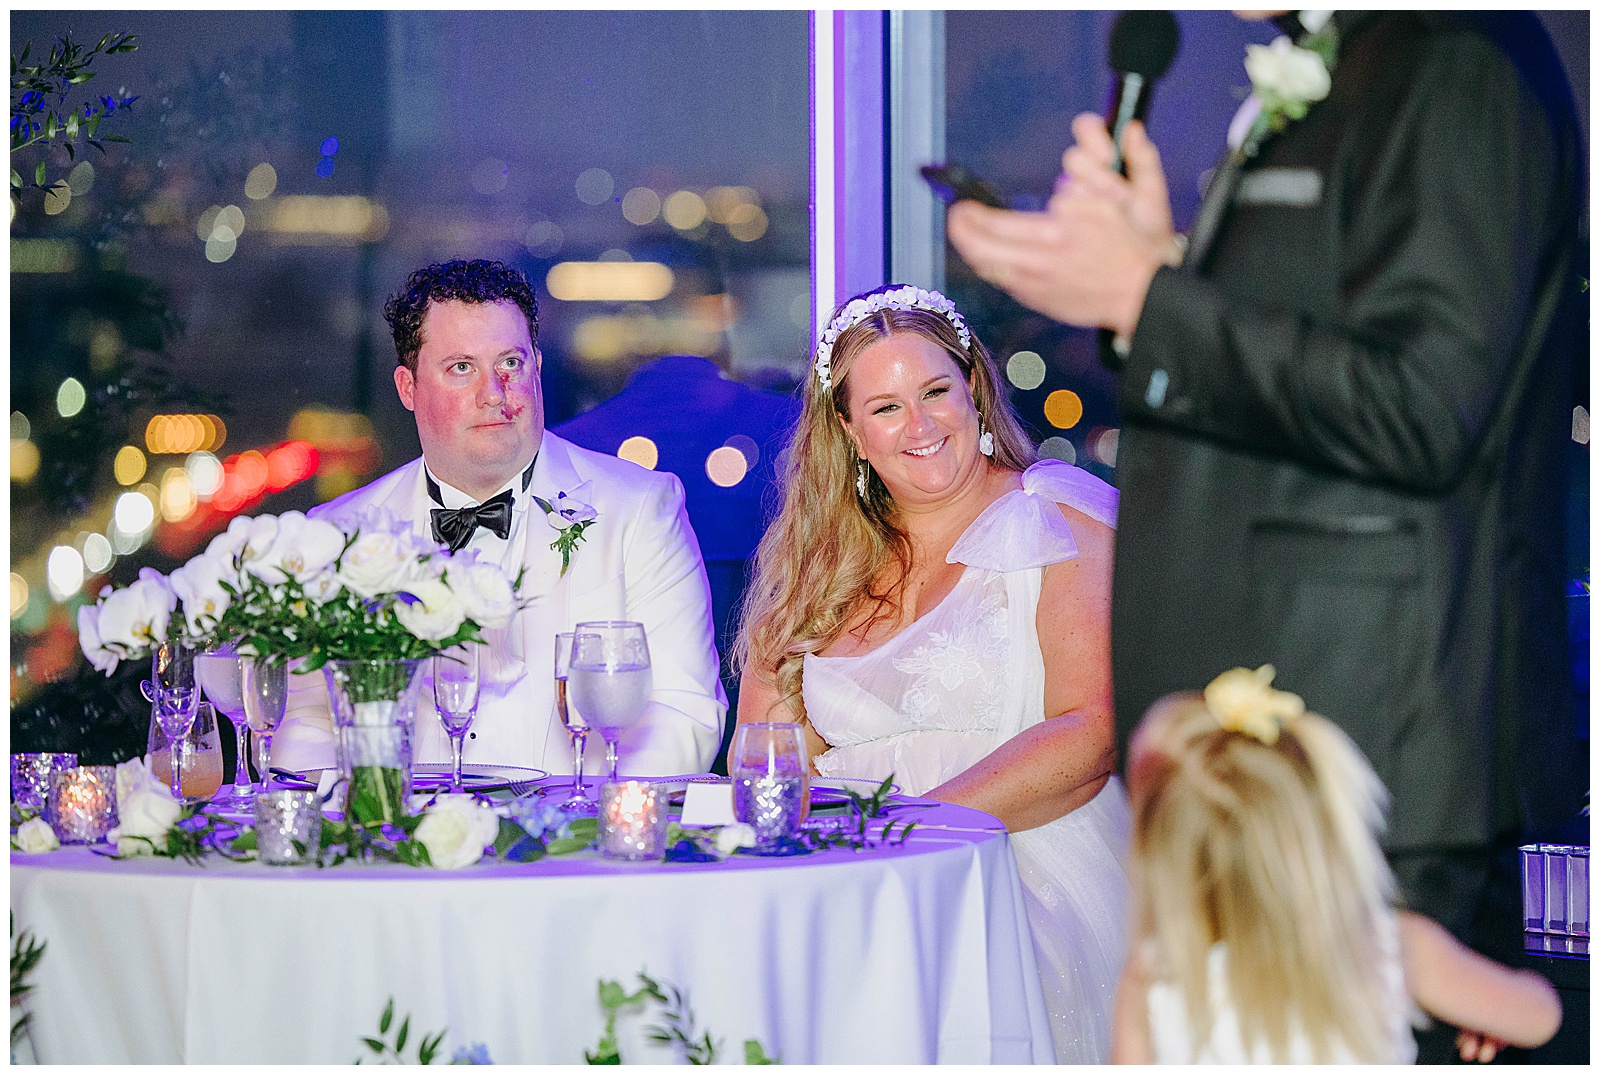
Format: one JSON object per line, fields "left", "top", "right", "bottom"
{"left": 11, "top": 32, "right": 139, "bottom": 193}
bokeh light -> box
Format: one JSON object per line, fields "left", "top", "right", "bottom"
{"left": 67, "top": 161, "right": 95, "bottom": 196}
{"left": 115, "top": 488, "right": 156, "bottom": 535}
{"left": 705, "top": 446, "right": 749, "bottom": 487}
{"left": 56, "top": 377, "right": 86, "bottom": 418}
{"left": 1573, "top": 405, "right": 1590, "bottom": 445}
{"left": 725, "top": 203, "right": 768, "bottom": 242}
{"left": 320, "top": 136, "right": 340, "bottom": 157}
{"left": 621, "top": 186, "right": 662, "bottom": 225}
{"left": 114, "top": 445, "right": 148, "bottom": 485}
{"left": 10, "top": 439, "right": 40, "bottom": 483}
{"left": 663, "top": 190, "right": 708, "bottom": 230}
{"left": 10, "top": 573, "right": 28, "bottom": 618}
{"left": 146, "top": 414, "right": 226, "bottom": 454}
{"left": 81, "top": 532, "right": 114, "bottom": 574}
{"left": 205, "top": 235, "right": 238, "bottom": 263}
{"left": 245, "top": 162, "right": 278, "bottom": 200}
{"left": 576, "top": 167, "right": 615, "bottom": 205}
{"left": 1038, "top": 436, "right": 1076, "bottom": 464}
{"left": 10, "top": 412, "right": 29, "bottom": 440}
{"left": 43, "top": 183, "right": 71, "bottom": 215}
{"left": 1043, "top": 389, "right": 1084, "bottom": 430}
{"left": 724, "top": 434, "right": 760, "bottom": 468}
{"left": 46, "top": 545, "right": 84, "bottom": 602}
{"left": 704, "top": 186, "right": 758, "bottom": 223}
{"left": 546, "top": 261, "right": 674, "bottom": 302}
{"left": 186, "top": 450, "right": 224, "bottom": 497}
{"left": 523, "top": 220, "right": 564, "bottom": 258}
{"left": 1086, "top": 427, "right": 1120, "bottom": 467}
{"left": 617, "top": 436, "right": 659, "bottom": 470}
{"left": 160, "top": 467, "right": 198, "bottom": 522}
{"left": 1006, "top": 351, "right": 1047, "bottom": 391}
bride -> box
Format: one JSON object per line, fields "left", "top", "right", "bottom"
{"left": 734, "top": 284, "right": 1130, "bottom": 1063}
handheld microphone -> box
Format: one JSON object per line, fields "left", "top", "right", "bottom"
{"left": 1106, "top": 10, "right": 1181, "bottom": 174}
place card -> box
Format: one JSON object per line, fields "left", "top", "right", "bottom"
{"left": 678, "top": 781, "right": 736, "bottom": 827}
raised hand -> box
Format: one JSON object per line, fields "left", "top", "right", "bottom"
{"left": 1055, "top": 114, "right": 1179, "bottom": 260}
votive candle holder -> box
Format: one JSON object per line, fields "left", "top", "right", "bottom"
{"left": 44, "top": 765, "right": 118, "bottom": 844}
{"left": 254, "top": 789, "right": 324, "bottom": 866}
{"left": 11, "top": 752, "right": 78, "bottom": 813}
{"left": 599, "top": 781, "right": 667, "bottom": 861}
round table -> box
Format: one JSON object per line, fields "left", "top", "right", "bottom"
{"left": 10, "top": 799, "right": 1055, "bottom": 1064}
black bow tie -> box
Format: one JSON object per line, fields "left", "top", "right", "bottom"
{"left": 430, "top": 488, "right": 514, "bottom": 552}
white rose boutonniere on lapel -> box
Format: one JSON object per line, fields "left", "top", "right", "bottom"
{"left": 532, "top": 481, "right": 598, "bottom": 577}
{"left": 1238, "top": 21, "right": 1338, "bottom": 155}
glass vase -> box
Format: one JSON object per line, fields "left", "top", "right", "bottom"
{"left": 323, "top": 658, "right": 423, "bottom": 826}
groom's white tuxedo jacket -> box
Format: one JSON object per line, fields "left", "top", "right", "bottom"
{"left": 274, "top": 432, "right": 727, "bottom": 776}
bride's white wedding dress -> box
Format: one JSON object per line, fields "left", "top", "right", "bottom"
{"left": 802, "top": 460, "right": 1131, "bottom": 1064}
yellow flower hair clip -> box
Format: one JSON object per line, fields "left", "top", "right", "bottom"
{"left": 1204, "top": 665, "right": 1306, "bottom": 745}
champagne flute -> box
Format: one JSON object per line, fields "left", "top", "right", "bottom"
{"left": 433, "top": 643, "right": 480, "bottom": 792}
{"left": 197, "top": 649, "right": 254, "bottom": 810}
{"left": 150, "top": 640, "right": 201, "bottom": 802}
{"left": 568, "top": 622, "right": 652, "bottom": 783}
{"left": 554, "top": 632, "right": 597, "bottom": 815}
{"left": 241, "top": 657, "right": 288, "bottom": 794}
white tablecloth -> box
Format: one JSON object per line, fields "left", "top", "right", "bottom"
{"left": 10, "top": 800, "right": 1055, "bottom": 1064}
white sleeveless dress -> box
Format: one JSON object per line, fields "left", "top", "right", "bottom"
{"left": 802, "top": 461, "right": 1132, "bottom": 1064}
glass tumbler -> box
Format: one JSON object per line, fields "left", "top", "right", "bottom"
{"left": 254, "top": 789, "right": 324, "bottom": 866}
{"left": 730, "top": 722, "right": 808, "bottom": 851}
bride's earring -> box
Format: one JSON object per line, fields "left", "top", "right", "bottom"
{"left": 856, "top": 459, "right": 869, "bottom": 498}
{"left": 978, "top": 420, "right": 995, "bottom": 457}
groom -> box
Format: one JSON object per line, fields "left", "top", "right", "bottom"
{"left": 274, "top": 259, "right": 726, "bottom": 775}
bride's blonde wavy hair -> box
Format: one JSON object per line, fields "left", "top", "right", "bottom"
{"left": 733, "top": 288, "right": 1034, "bottom": 718}
{"left": 1127, "top": 692, "right": 1400, "bottom": 1063}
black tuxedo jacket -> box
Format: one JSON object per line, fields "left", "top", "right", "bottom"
{"left": 1111, "top": 11, "right": 1585, "bottom": 852}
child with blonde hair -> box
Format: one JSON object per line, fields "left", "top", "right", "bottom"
{"left": 1114, "top": 666, "right": 1561, "bottom": 1064}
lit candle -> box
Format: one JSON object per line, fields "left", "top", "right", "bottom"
{"left": 599, "top": 780, "right": 666, "bottom": 861}
{"left": 44, "top": 766, "right": 118, "bottom": 844}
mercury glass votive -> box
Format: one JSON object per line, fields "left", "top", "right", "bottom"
{"left": 254, "top": 789, "right": 324, "bottom": 866}
{"left": 43, "top": 765, "right": 118, "bottom": 844}
{"left": 11, "top": 752, "right": 78, "bottom": 813}
{"left": 599, "top": 781, "right": 667, "bottom": 861}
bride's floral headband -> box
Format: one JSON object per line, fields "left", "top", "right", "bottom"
{"left": 813, "top": 285, "right": 972, "bottom": 391}
{"left": 1203, "top": 665, "right": 1305, "bottom": 745}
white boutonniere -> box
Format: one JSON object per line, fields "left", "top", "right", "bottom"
{"left": 532, "top": 482, "right": 598, "bottom": 577}
{"left": 1237, "top": 22, "right": 1338, "bottom": 155}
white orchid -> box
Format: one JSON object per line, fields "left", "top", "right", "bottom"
{"left": 269, "top": 511, "right": 347, "bottom": 584}
{"left": 79, "top": 567, "right": 176, "bottom": 674}
{"left": 169, "top": 551, "right": 238, "bottom": 636}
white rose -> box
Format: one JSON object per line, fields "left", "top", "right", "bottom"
{"left": 337, "top": 531, "right": 414, "bottom": 598}
{"left": 414, "top": 794, "right": 499, "bottom": 868}
{"left": 169, "top": 552, "right": 237, "bottom": 635}
{"left": 1244, "top": 37, "right": 1331, "bottom": 105}
{"left": 94, "top": 568, "right": 176, "bottom": 656}
{"left": 106, "top": 757, "right": 182, "bottom": 856}
{"left": 237, "top": 514, "right": 285, "bottom": 584}
{"left": 78, "top": 603, "right": 119, "bottom": 675}
{"left": 393, "top": 577, "right": 466, "bottom": 642}
{"left": 714, "top": 822, "right": 757, "bottom": 856}
{"left": 446, "top": 561, "right": 517, "bottom": 631}
{"left": 13, "top": 817, "right": 59, "bottom": 853}
{"left": 269, "top": 512, "right": 348, "bottom": 585}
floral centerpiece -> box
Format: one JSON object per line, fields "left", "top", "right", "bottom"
{"left": 79, "top": 509, "right": 524, "bottom": 827}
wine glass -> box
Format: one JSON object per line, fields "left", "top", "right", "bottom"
{"left": 554, "top": 631, "right": 597, "bottom": 816}
{"left": 147, "top": 702, "right": 225, "bottom": 804}
{"left": 196, "top": 649, "right": 254, "bottom": 810}
{"left": 240, "top": 657, "right": 288, "bottom": 794}
{"left": 433, "top": 643, "right": 480, "bottom": 792}
{"left": 150, "top": 640, "right": 201, "bottom": 802}
{"left": 567, "top": 622, "right": 652, "bottom": 783}
{"left": 730, "top": 722, "right": 807, "bottom": 851}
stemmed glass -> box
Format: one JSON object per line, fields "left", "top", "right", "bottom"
{"left": 144, "top": 640, "right": 201, "bottom": 802}
{"left": 240, "top": 657, "right": 288, "bottom": 795}
{"left": 433, "top": 643, "right": 480, "bottom": 792}
{"left": 196, "top": 649, "right": 254, "bottom": 810}
{"left": 568, "top": 621, "right": 652, "bottom": 783}
{"left": 554, "top": 631, "right": 597, "bottom": 816}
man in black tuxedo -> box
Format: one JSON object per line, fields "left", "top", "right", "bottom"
{"left": 947, "top": 7, "right": 1584, "bottom": 984}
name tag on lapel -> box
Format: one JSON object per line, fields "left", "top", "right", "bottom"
{"left": 1235, "top": 167, "right": 1323, "bottom": 208}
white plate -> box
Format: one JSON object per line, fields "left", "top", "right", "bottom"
{"left": 286, "top": 764, "right": 547, "bottom": 794}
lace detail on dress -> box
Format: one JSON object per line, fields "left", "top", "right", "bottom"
{"left": 892, "top": 583, "right": 1008, "bottom": 730}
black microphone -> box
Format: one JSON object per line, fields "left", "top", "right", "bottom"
{"left": 1105, "top": 10, "right": 1181, "bottom": 174}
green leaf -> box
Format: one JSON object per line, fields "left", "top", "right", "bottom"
{"left": 380, "top": 997, "right": 394, "bottom": 1034}
{"left": 11, "top": 169, "right": 22, "bottom": 189}
{"left": 541, "top": 836, "right": 587, "bottom": 857}
{"left": 597, "top": 980, "right": 628, "bottom": 1011}
{"left": 491, "top": 817, "right": 525, "bottom": 857}
{"left": 68, "top": 70, "right": 95, "bottom": 83}
{"left": 566, "top": 816, "right": 599, "bottom": 842}
{"left": 744, "top": 1039, "right": 779, "bottom": 1064}
{"left": 361, "top": 1037, "right": 386, "bottom": 1054}
{"left": 34, "top": 160, "right": 45, "bottom": 186}
{"left": 395, "top": 1014, "right": 410, "bottom": 1053}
